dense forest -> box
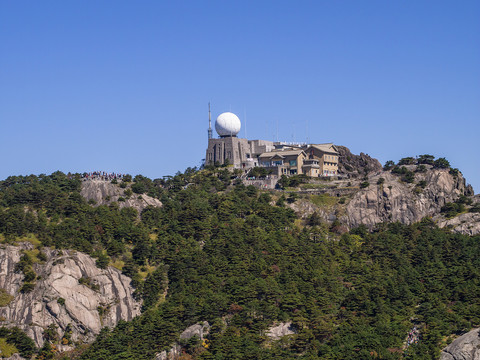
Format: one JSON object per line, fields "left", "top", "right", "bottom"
{"left": 0, "top": 169, "right": 479, "bottom": 359}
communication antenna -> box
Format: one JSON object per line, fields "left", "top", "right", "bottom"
{"left": 244, "top": 107, "right": 248, "bottom": 139}
{"left": 306, "top": 119, "right": 309, "bottom": 144}
{"left": 208, "top": 102, "right": 212, "bottom": 140}
{"left": 276, "top": 119, "right": 279, "bottom": 142}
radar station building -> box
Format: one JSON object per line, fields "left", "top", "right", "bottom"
{"left": 205, "top": 109, "right": 339, "bottom": 177}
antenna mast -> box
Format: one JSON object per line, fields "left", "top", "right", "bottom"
{"left": 244, "top": 107, "right": 248, "bottom": 139}
{"left": 208, "top": 102, "right": 212, "bottom": 140}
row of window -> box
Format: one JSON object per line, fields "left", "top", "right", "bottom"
{"left": 325, "top": 155, "right": 338, "bottom": 161}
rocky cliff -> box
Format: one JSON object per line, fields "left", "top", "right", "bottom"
{"left": 440, "top": 328, "right": 480, "bottom": 360}
{"left": 288, "top": 150, "right": 479, "bottom": 235}
{"left": 80, "top": 180, "right": 162, "bottom": 213}
{"left": 336, "top": 145, "right": 383, "bottom": 178}
{"left": 0, "top": 243, "right": 141, "bottom": 349}
{"left": 343, "top": 166, "right": 469, "bottom": 228}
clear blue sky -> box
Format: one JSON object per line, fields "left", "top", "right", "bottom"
{"left": 1, "top": 1, "right": 479, "bottom": 191}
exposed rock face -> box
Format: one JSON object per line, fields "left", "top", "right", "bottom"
{"left": 0, "top": 243, "right": 141, "bottom": 348}
{"left": 80, "top": 180, "right": 162, "bottom": 213}
{"left": 154, "top": 322, "right": 210, "bottom": 360}
{"left": 154, "top": 345, "right": 181, "bottom": 360}
{"left": 343, "top": 167, "right": 469, "bottom": 229}
{"left": 337, "top": 146, "right": 383, "bottom": 178}
{"left": 180, "top": 321, "right": 210, "bottom": 340}
{"left": 265, "top": 322, "right": 296, "bottom": 340}
{"left": 436, "top": 212, "right": 480, "bottom": 236}
{"left": 440, "top": 328, "right": 480, "bottom": 360}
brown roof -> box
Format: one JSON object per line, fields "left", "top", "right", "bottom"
{"left": 308, "top": 143, "right": 339, "bottom": 154}
{"left": 259, "top": 149, "right": 306, "bottom": 159}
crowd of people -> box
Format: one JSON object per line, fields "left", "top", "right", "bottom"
{"left": 82, "top": 172, "right": 125, "bottom": 181}
{"left": 405, "top": 326, "right": 420, "bottom": 348}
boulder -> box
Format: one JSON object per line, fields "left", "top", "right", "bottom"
{"left": 180, "top": 321, "right": 210, "bottom": 340}
{"left": 440, "top": 328, "right": 480, "bottom": 360}
{"left": 265, "top": 322, "right": 296, "bottom": 340}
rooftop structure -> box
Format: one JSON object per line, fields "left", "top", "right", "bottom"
{"left": 204, "top": 109, "right": 339, "bottom": 177}
{"left": 215, "top": 112, "right": 241, "bottom": 137}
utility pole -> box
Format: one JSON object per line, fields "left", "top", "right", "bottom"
{"left": 208, "top": 102, "right": 212, "bottom": 140}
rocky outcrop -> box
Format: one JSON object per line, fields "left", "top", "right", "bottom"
{"left": 337, "top": 146, "right": 383, "bottom": 178}
{"left": 265, "top": 322, "right": 296, "bottom": 340}
{"left": 180, "top": 321, "right": 210, "bottom": 341}
{"left": 80, "top": 180, "right": 162, "bottom": 213}
{"left": 343, "top": 167, "right": 469, "bottom": 229}
{"left": 154, "top": 322, "right": 210, "bottom": 360}
{"left": 436, "top": 212, "right": 480, "bottom": 236}
{"left": 287, "top": 158, "right": 478, "bottom": 235}
{"left": 0, "top": 243, "right": 141, "bottom": 348}
{"left": 440, "top": 328, "right": 480, "bottom": 360}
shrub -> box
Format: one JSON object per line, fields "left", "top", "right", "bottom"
{"left": 398, "top": 157, "right": 416, "bottom": 165}
{"left": 20, "top": 283, "right": 35, "bottom": 293}
{"left": 417, "top": 154, "right": 435, "bottom": 165}
{"left": 383, "top": 161, "right": 395, "bottom": 170}
{"left": 96, "top": 253, "right": 110, "bottom": 269}
{"left": 416, "top": 180, "right": 427, "bottom": 189}
{"left": 433, "top": 157, "right": 450, "bottom": 169}
{"left": 37, "top": 251, "right": 47, "bottom": 262}
{"left": 0, "top": 289, "right": 13, "bottom": 307}
{"left": 376, "top": 178, "right": 385, "bottom": 185}
{"left": 360, "top": 181, "right": 370, "bottom": 189}
{"left": 403, "top": 172, "right": 415, "bottom": 183}
{"left": 416, "top": 164, "right": 427, "bottom": 173}
{"left": 131, "top": 182, "right": 146, "bottom": 194}
{"left": 449, "top": 168, "right": 459, "bottom": 177}
{"left": 470, "top": 204, "right": 480, "bottom": 213}
{"left": 441, "top": 202, "right": 465, "bottom": 218}
{"left": 457, "top": 195, "right": 473, "bottom": 205}
{"left": 286, "top": 193, "right": 298, "bottom": 204}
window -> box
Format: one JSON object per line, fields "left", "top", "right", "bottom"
{"left": 273, "top": 160, "right": 283, "bottom": 166}
{"left": 289, "top": 160, "right": 297, "bottom": 166}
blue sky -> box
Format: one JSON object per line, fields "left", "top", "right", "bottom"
{"left": 1, "top": 1, "right": 479, "bottom": 191}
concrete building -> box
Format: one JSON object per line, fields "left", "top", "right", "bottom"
{"left": 205, "top": 111, "right": 339, "bottom": 177}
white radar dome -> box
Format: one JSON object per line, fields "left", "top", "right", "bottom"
{"left": 215, "top": 112, "right": 241, "bottom": 137}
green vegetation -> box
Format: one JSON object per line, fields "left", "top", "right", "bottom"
{"left": 388, "top": 155, "right": 455, "bottom": 180}
{"left": 310, "top": 194, "right": 338, "bottom": 207}
{"left": 0, "top": 337, "right": 18, "bottom": 357}
{"left": 0, "top": 169, "right": 479, "bottom": 359}
{"left": 441, "top": 196, "right": 474, "bottom": 218}
{"left": 360, "top": 181, "right": 370, "bottom": 188}
{"left": 247, "top": 166, "right": 273, "bottom": 178}
{"left": 391, "top": 166, "right": 415, "bottom": 183}
{"left": 0, "top": 288, "right": 13, "bottom": 307}
{"left": 0, "top": 327, "right": 36, "bottom": 358}
{"left": 277, "top": 174, "right": 309, "bottom": 189}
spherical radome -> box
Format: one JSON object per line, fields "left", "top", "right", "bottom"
{"left": 215, "top": 112, "right": 241, "bottom": 137}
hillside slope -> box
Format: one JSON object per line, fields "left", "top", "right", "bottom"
{"left": 0, "top": 242, "right": 141, "bottom": 348}
{"left": 80, "top": 180, "right": 162, "bottom": 212}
